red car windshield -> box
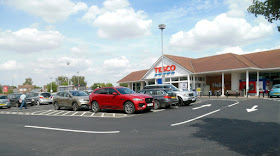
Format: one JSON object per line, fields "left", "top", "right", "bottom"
{"left": 116, "top": 88, "right": 135, "bottom": 94}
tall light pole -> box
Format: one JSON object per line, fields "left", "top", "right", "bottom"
{"left": 158, "top": 24, "right": 166, "bottom": 84}
{"left": 50, "top": 77, "right": 53, "bottom": 93}
{"left": 77, "top": 71, "right": 79, "bottom": 91}
{"left": 66, "top": 61, "right": 70, "bottom": 87}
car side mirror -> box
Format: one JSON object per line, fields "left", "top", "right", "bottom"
{"left": 112, "top": 92, "right": 118, "bottom": 95}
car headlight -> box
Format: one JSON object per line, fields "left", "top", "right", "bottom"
{"left": 133, "top": 98, "right": 143, "bottom": 101}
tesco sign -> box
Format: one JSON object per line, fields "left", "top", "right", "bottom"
{"left": 154, "top": 65, "right": 176, "bottom": 76}
{"left": 154, "top": 65, "right": 176, "bottom": 73}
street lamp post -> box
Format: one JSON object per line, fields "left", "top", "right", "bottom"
{"left": 77, "top": 71, "right": 79, "bottom": 91}
{"left": 50, "top": 77, "right": 52, "bottom": 93}
{"left": 66, "top": 61, "right": 70, "bottom": 87}
{"left": 158, "top": 24, "right": 166, "bottom": 84}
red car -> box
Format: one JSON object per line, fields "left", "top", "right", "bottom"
{"left": 89, "top": 87, "right": 154, "bottom": 114}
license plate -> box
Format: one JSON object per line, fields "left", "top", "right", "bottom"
{"left": 27, "top": 102, "right": 31, "bottom": 103}
{"left": 0, "top": 104, "right": 6, "bottom": 106}
{"left": 171, "top": 96, "right": 176, "bottom": 99}
{"left": 147, "top": 103, "right": 153, "bottom": 106}
{"left": 192, "top": 98, "right": 196, "bottom": 101}
{"left": 45, "top": 98, "right": 49, "bottom": 99}
{"left": 274, "top": 93, "right": 280, "bottom": 95}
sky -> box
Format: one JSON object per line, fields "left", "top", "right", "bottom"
{"left": 0, "top": 0, "right": 279, "bottom": 88}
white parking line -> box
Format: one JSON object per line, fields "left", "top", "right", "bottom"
{"left": 80, "top": 112, "right": 86, "bottom": 116}
{"left": 113, "top": 113, "right": 115, "bottom": 117}
{"left": 36, "top": 110, "right": 53, "bottom": 115}
{"left": 101, "top": 113, "right": 104, "bottom": 117}
{"left": 171, "top": 109, "right": 221, "bottom": 127}
{"left": 45, "top": 111, "right": 57, "bottom": 115}
{"left": 228, "top": 101, "right": 240, "bottom": 107}
{"left": 24, "top": 125, "right": 120, "bottom": 134}
{"left": 71, "top": 112, "right": 78, "bottom": 116}
{"left": 91, "top": 113, "right": 95, "bottom": 116}
{"left": 61, "top": 111, "right": 71, "bottom": 116}
{"left": 53, "top": 111, "right": 65, "bottom": 116}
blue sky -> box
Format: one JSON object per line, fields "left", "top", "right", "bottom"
{"left": 0, "top": 0, "right": 279, "bottom": 87}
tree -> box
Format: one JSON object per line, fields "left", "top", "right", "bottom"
{"left": 23, "top": 77, "right": 33, "bottom": 85}
{"left": 248, "top": 0, "right": 280, "bottom": 31}
{"left": 56, "top": 76, "right": 68, "bottom": 85}
{"left": 90, "top": 83, "right": 105, "bottom": 90}
{"left": 71, "top": 75, "right": 87, "bottom": 86}
{"left": 119, "top": 83, "right": 128, "bottom": 87}
{"left": 46, "top": 82, "right": 58, "bottom": 92}
{"left": 105, "top": 83, "right": 114, "bottom": 87}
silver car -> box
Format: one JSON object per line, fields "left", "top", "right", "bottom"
{"left": 53, "top": 90, "right": 89, "bottom": 111}
{"left": 0, "top": 95, "right": 11, "bottom": 108}
{"left": 33, "top": 92, "right": 53, "bottom": 105}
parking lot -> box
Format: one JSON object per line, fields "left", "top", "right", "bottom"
{"left": 0, "top": 102, "right": 178, "bottom": 118}
{"left": 0, "top": 98, "right": 279, "bottom": 156}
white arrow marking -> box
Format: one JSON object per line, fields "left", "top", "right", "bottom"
{"left": 192, "top": 104, "right": 211, "bottom": 110}
{"left": 246, "top": 105, "right": 258, "bottom": 112}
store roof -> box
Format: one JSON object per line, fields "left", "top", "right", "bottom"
{"left": 117, "top": 69, "right": 149, "bottom": 83}
{"left": 117, "top": 49, "right": 280, "bottom": 83}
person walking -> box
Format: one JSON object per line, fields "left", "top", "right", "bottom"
{"left": 19, "top": 93, "right": 27, "bottom": 110}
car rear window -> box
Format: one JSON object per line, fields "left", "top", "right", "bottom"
{"left": 0, "top": 96, "right": 8, "bottom": 99}
{"left": 273, "top": 85, "right": 280, "bottom": 88}
{"left": 69, "top": 91, "right": 88, "bottom": 96}
{"left": 41, "top": 93, "right": 51, "bottom": 97}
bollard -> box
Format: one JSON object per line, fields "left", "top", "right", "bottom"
{"left": 217, "top": 91, "right": 219, "bottom": 97}
{"left": 258, "top": 90, "right": 260, "bottom": 98}
{"left": 263, "top": 90, "right": 265, "bottom": 98}
{"left": 209, "top": 91, "right": 211, "bottom": 98}
{"left": 236, "top": 89, "right": 238, "bottom": 98}
{"left": 268, "top": 90, "right": 270, "bottom": 98}
{"left": 247, "top": 89, "right": 248, "bottom": 98}
{"left": 226, "top": 90, "right": 229, "bottom": 98}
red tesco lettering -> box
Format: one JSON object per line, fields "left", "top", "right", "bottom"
{"left": 154, "top": 65, "right": 176, "bottom": 73}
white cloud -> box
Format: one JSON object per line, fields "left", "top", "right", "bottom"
{"left": 0, "top": 28, "right": 64, "bottom": 53}
{"left": 71, "top": 46, "right": 89, "bottom": 57}
{"left": 104, "top": 56, "right": 130, "bottom": 68}
{"left": 225, "top": 0, "right": 252, "bottom": 18}
{"left": 170, "top": 13, "right": 274, "bottom": 51}
{"left": 217, "top": 45, "right": 280, "bottom": 55}
{"left": 82, "top": 0, "right": 152, "bottom": 39}
{"left": 5, "top": 0, "right": 88, "bottom": 23}
{"left": 0, "top": 60, "right": 18, "bottom": 71}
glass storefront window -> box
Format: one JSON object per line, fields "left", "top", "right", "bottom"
{"left": 171, "top": 77, "right": 179, "bottom": 81}
{"left": 180, "top": 77, "right": 188, "bottom": 80}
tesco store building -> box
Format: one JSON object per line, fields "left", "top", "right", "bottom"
{"left": 117, "top": 49, "right": 280, "bottom": 96}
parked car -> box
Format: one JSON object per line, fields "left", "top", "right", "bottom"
{"left": 138, "top": 88, "right": 178, "bottom": 109}
{"left": 269, "top": 84, "right": 280, "bottom": 98}
{"left": 8, "top": 93, "right": 22, "bottom": 107}
{"left": 25, "top": 92, "right": 35, "bottom": 106}
{"left": 144, "top": 84, "right": 196, "bottom": 106}
{"left": 51, "top": 93, "right": 57, "bottom": 101}
{"left": 83, "top": 90, "right": 93, "bottom": 95}
{"left": 0, "top": 95, "right": 11, "bottom": 108}
{"left": 53, "top": 90, "right": 89, "bottom": 111}
{"left": 32, "top": 92, "right": 52, "bottom": 105}
{"left": 89, "top": 87, "right": 154, "bottom": 114}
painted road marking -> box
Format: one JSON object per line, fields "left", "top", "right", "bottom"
{"left": 113, "top": 113, "right": 115, "bottom": 117}
{"left": 101, "top": 113, "right": 104, "bottom": 117}
{"left": 192, "top": 104, "right": 211, "bottom": 110}
{"left": 24, "top": 125, "right": 120, "bottom": 134}
{"left": 45, "top": 111, "right": 57, "bottom": 115}
{"left": 91, "top": 113, "right": 95, "bottom": 116}
{"left": 61, "top": 111, "right": 71, "bottom": 116}
{"left": 80, "top": 112, "right": 86, "bottom": 116}
{"left": 171, "top": 109, "right": 221, "bottom": 127}
{"left": 228, "top": 101, "right": 239, "bottom": 107}
{"left": 53, "top": 111, "right": 65, "bottom": 116}
{"left": 71, "top": 112, "right": 78, "bottom": 116}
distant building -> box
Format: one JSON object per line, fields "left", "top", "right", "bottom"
{"left": 18, "top": 85, "right": 36, "bottom": 93}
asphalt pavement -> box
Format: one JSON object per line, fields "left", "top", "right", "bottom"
{"left": 0, "top": 98, "right": 279, "bottom": 156}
